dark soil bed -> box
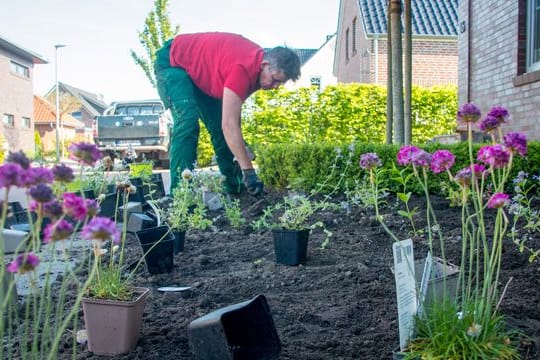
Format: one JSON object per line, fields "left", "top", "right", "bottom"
{"left": 68, "top": 191, "right": 540, "bottom": 359}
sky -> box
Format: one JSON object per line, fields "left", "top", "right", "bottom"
{"left": 0, "top": 0, "right": 339, "bottom": 104}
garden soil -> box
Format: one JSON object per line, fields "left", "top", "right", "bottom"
{"left": 66, "top": 191, "right": 539, "bottom": 360}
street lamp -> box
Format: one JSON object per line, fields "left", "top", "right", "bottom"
{"left": 54, "top": 44, "right": 66, "bottom": 161}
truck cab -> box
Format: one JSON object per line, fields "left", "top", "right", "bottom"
{"left": 93, "top": 99, "right": 172, "bottom": 168}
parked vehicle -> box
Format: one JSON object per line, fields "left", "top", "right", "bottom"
{"left": 93, "top": 99, "right": 171, "bottom": 168}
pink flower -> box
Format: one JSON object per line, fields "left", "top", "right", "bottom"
{"left": 431, "top": 150, "right": 455, "bottom": 174}
{"left": 81, "top": 216, "right": 121, "bottom": 245}
{"left": 62, "top": 193, "right": 88, "bottom": 221}
{"left": 455, "top": 167, "right": 472, "bottom": 186}
{"left": 359, "top": 153, "right": 382, "bottom": 170}
{"left": 7, "top": 253, "right": 40, "bottom": 274}
{"left": 43, "top": 219, "right": 74, "bottom": 243}
{"left": 487, "top": 193, "right": 510, "bottom": 209}
{"left": 477, "top": 144, "right": 510, "bottom": 169}
{"left": 503, "top": 132, "right": 527, "bottom": 157}
{"left": 397, "top": 145, "right": 422, "bottom": 166}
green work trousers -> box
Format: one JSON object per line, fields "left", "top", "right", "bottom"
{"left": 154, "top": 41, "right": 243, "bottom": 194}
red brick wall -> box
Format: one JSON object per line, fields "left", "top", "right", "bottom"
{"left": 0, "top": 49, "right": 35, "bottom": 153}
{"left": 373, "top": 39, "right": 457, "bottom": 87}
{"left": 458, "top": 0, "right": 540, "bottom": 140}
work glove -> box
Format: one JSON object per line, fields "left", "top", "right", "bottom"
{"left": 242, "top": 169, "right": 264, "bottom": 196}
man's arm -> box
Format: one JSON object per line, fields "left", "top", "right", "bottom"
{"left": 221, "top": 87, "right": 253, "bottom": 170}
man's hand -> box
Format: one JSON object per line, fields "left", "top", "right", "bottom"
{"left": 242, "top": 169, "right": 263, "bottom": 196}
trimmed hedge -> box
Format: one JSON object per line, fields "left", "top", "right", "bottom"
{"left": 256, "top": 141, "right": 540, "bottom": 195}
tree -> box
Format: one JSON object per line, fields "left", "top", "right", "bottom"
{"left": 130, "top": 0, "right": 180, "bottom": 88}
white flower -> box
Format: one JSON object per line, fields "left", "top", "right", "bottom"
{"left": 466, "top": 323, "right": 482, "bottom": 337}
{"left": 181, "top": 169, "right": 193, "bottom": 180}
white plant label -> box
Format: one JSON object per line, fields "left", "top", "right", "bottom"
{"left": 417, "top": 252, "right": 433, "bottom": 317}
{"left": 393, "top": 239, "right": 417, "bottom": 351}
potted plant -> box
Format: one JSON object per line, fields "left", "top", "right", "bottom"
{"left": 254, "top": 194, "right": 336, "bottom": 266}
{"left": 148, "top": 169, "right": 212, "bottom": 255}
{"left": 67, "top": 143, "right": 150, "bottom": 356}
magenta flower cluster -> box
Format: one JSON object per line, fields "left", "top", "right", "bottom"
{"left": 7, "top": 253, "right": 40, "bottom": 274}
{"left": 81, "top": 217, "right": 121, "bottom": 245}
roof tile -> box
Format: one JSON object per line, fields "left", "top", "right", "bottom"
{"left": 358, "top": 0, "right": 458, "bottom": 36}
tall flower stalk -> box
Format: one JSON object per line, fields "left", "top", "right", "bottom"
{"left": 360, "top": 104, "right": 525, "bottom": 358}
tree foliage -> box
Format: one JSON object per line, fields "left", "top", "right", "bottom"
{"left": 130, "top": 0, "right": 180, "bottom": 88}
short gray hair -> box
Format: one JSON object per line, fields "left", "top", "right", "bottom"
{"left": 264, "top": 47, "right": 301, "bottom": 81}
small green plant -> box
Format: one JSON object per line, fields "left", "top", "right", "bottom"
{"left": 509, "top": 171, "right": 540, "bottom": 262}
{"left": 391, "top": 164, "right": 419, "bottom": 234}
{"left": 167, "top": 169, "right": 213, "bottom": 231}
{"left": 252, "top": 193, "right": 337, "bottom": 248}
{"left": 222, "top": 197, "right": 246, "bottom": 228}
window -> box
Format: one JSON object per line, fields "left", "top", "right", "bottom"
{"left": 345, "top": 28, "right": 350, "bottom": 60}
{"left": 22, "top": 117, "right": 31, "bottom": 128}
{"left": 3, "top": 114, "right": 14, "bottom": 127}
{"left": 528, "top": 0, "right": 540, "bottom": 71}
{"left": 352, "top": 17, "right": 358, "bottom": 55}
{"left": 10, "top": 61, "right": 29, "bottom": 78}
{"left": 71, "top": 111, "right": 82, "bottom": 120}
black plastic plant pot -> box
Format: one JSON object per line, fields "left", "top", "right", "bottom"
{"left": 188, "top": 294, "right": 281, "bottom": 360}
{"left": 172, "top": 230, "right": 185, "bottom": 254}
{"left": 136, "top": 226, "right": 174, "bottom": 275}
{"left": 271, "top": 229, "right": 310, "bottom": 266}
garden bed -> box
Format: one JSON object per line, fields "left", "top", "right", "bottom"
{"left": 66, "top": 192, "right": 539, "bottom": 359}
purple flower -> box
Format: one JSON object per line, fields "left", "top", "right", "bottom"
{"left": 397, "top": 145, "right": 422, "bottom": 166}
{"left": 0, "top": 163, "right": 24, "bottom": 188}
{"left": 431, "top": 150, "right": 456, "bottom": 174}
{"left": 471, "top": 163, "right": 487, "bottom": 179}
{"left": 52, "top": 163, "right": 75, "bottom": 183}
{"left": 411, "top": 149, "right": 431, "bottom": 167}
{"left": 359, "top": 153, "right": 382, "bottom": 170}
{"left": 6, "top": 150, "right": 31, "bottom": 169}
{"left": 85, "top": 199, "right": 100, "bottom": 218}
{"left": 81, "top": 216, "right": 121, "bottom": 245}
{"left": 457, "top": 103, "right": 481, "bottom": 123}
{"left": 455, "top": 167, "right": 472, "bottom": 186}
{"left": 487, "top": 193, "right": 510, "bottom": 209}
{"left": 43, "top": 219, "right": 74, "bottom": 243}
{"left": 477, "top": 145, "right": 510, "bottom": 169}
{"left": 20, "top": 167, "right": 54, "bottom": 187}
{"left": 62, "top": 193, "right": 88, "bottom": 221}
{"left": 503, "top": 132, "right": 527, "bottom": 157}
{"left": 29, "top": 184, "right": 54, "bottom": 203}
{"left": 478, "top": 115, "right": 500, "bottom": 133}
{"left": 487, "top": 106, "right": 510, "bottom": 124}
{"left": 68, "top": 142, "right": 102, "bottom": 166}
{"left": 43, "top": 200, "right": 64, "bottom": 219}
{"left": 7, "top": 253, "right": 40, "bottom": 274}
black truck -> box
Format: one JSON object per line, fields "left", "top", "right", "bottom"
{"left": 93, "top": 99, "right": 172, "bottom": 168}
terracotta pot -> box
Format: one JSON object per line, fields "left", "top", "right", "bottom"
{"left": 82, "top": 287, "right": 150, "bottom": 355}
{"left": 272, "top": 229, "right": 310, "bottom": 266}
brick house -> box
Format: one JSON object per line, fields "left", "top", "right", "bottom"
{"left": 0, "top": 35, "right": 47, "bottom": 153}
{"left": 458, "top": 0, "right": 540, "bottom": 140}
{"left": 44, "top": 82, "right": 108, "bottom": 143}
{"left": 33, "top": 95, "right": 84, "bottom": 153}
{"left": 334, "top": 0, "right": 458, "bottom": 87}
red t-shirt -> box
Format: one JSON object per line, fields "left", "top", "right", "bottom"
{"left": 169, "top": 32, "right": 264, "bottom": 100}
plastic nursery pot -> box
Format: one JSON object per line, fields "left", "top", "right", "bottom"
{"left": 188, "top": 294, "right": 281, "bottom": 360}
{"left": 271, "top": 229, "right": 310, "bottom": 266}
{"left": 136, "top": 226, "right": 175, "bottom": 275}
{"left": 172, "top": 230, "right": 185, "bottom": 254}
{"left": 82, "top": 287, "right": 150, "bottom": 356}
